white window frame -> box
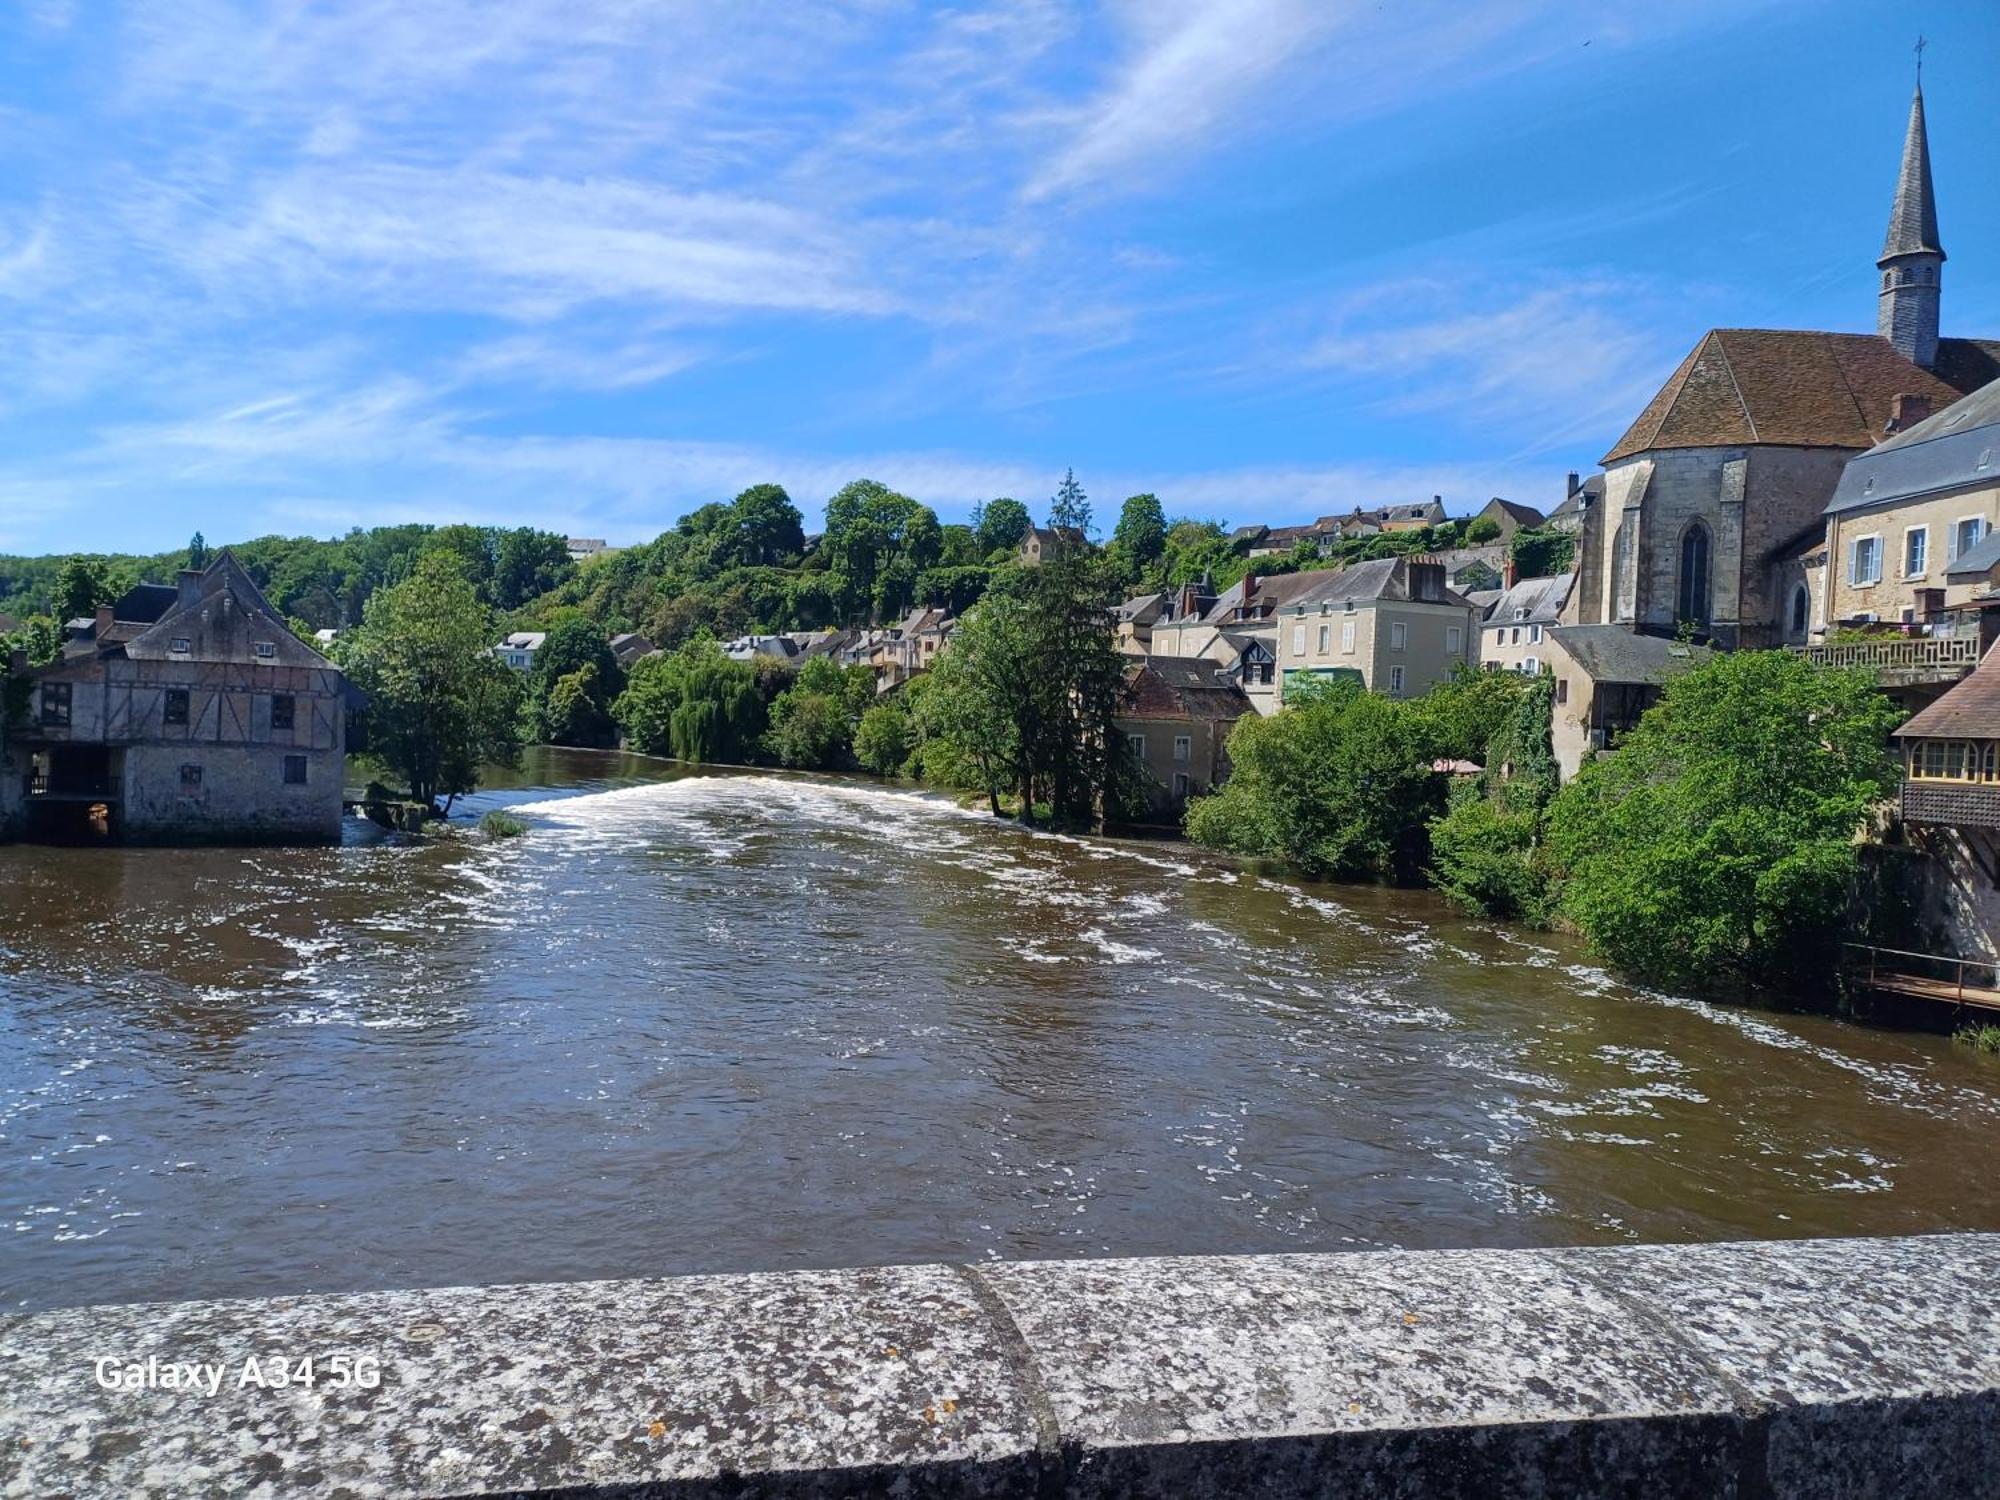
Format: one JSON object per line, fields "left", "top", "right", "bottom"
{"left": 1446, "top": 625, "right": 1462, "bottom": 653}
{"left": 1172, "top": 735, "right": 1191, "bottom": 763}
{"left": 1389, "top": 664, "right": 1406, "bottom": 694}
{"left": 1903, "top": 525, "right": 1929, "bottom": 578}
{"left": 1523, "top": 655, "right": 1539, "bottom": 675}
{"left": 1339, "top": 620, "right": 1356, "bottom": 654}
{"left": 1950, "top": 516, "right": 1986, "bottom": 562}
{"left": 1317, "top": 623, "right": 1330, "bottom": 654}
{"left": 1290, "top": 623, "right": 1305, "bottom": 655}
{"left": 1529, "top": 623, "right": 1543, "bottom": 644}
{"left": 1848, "top": 534, "right": 1883, "bottom": 586}
{"left": 1126, "top": 733, "right": 1145, "bottom": 757}
{"left": 1390, "top": 621, "right": 1407, "bottom": 650}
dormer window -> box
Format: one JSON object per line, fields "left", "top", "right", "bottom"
{"left": 254, "top": 641, "right": 276, "bottom": 658}
{"left": 171, "top": 637, "right": 191, "bottom": 653}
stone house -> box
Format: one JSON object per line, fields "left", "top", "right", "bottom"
{"left": 0, "top": 554, "right": 350, "bottom": 844}
{"left": 496, "top": 631, "right": 546, "bottom": 672}
{"left": 1566, "top": 83, "right": 1998, "bottom": 649}
{"left": 1542, "top": 626, "right": 1709, "bottom": 781}
{"left": 1114, "top": 657, "right": 1253, "bottom": 819}
{"left": 1471, "top": 497, "right": 1547, "bottom": 544}
{"left": 1114, "top": 593, "right": 1167, "bottom": 654}
{"left": 1147, "top": 570, "right": 1329, "bottom": 716}
{"left": 1017, "top": 527, "right": 1086, "bottom": 566}
{"left": 1546, "top": 474, "right": 1600, "bottom": 535}
{"left": 1479, "top": 572, "right": 1575, "bottom": 675}
{"left": 1271, "top": 556, "right": 1478, "bottom": 705}
{"left": 1820, "top": 378, "right": 2000, "bottom": 633}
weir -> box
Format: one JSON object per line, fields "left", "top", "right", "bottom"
{"left": 4, "top": 1232, "right": 1997, "bottom": 1498}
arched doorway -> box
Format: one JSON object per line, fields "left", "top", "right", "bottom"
{"left": 1677, "top": 523, "right": 1711, "bottom": 627}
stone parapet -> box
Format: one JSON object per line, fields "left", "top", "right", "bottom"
{"left": 4, "top": 1234, "right": 1998, "bottom": 1497}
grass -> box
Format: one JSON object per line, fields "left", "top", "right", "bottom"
{"left": 1953, "top": 1023, "right": 2000, "bottom": 1054}
{"left": 478, "top": 809, "right": 529, "bottom": 840}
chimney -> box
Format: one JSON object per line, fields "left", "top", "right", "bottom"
{"left": 1566, "top": 471, "right": 1581, "bottom": 496}
{"left": 1408, "top": 558, "right": 1446, "bottom": 602}
{"left": 1502, "top": 558, "right": 1520, "bottom": 589}
{"left": 1886, "top": 392, "right": 1934, "bottom": 434}
{"left": 94, "top": 603, "right": 113, "bottom": 635}
{"left": 177, "top": 568, "right": 204, "bottom": 605}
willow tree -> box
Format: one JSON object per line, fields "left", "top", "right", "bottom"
{"left": 342, "top": 551, "right": 525, "bottom": 813}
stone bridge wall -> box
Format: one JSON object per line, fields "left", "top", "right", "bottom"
{"left": 4, "top": 1233, "right": 1998, "bottom": 1497}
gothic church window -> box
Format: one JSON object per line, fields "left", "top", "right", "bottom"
{"left": 1677, "top": 523, "right": 1711, "bottom": 626}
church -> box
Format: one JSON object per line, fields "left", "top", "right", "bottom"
{"left": 1564, "top": 78, "right": 2000, "bottom": 649}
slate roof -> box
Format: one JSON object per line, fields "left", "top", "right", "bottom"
{"left": 1946, "top": 530, "right": 2000, "bottom": 580}
{"left": 1549, "top": 475, "right": 1604, "bottom": 521}
{"left": 1199, "top": 569, "right": 1336, "bottom": 624}
{"left": 1549, "top": 625, "right": 1708, "bottom": 685}
{"left": 1464, "top": 588, "right": 1504, "bottom": 620}
{"left": 1278, "top": 557, "right": 1472, "bottom": 613}
{"left": 1603, "top": 330, "right": 2000, "bottom": 465}
{"left": 1118, "top": 657, "right": 1254, "bottom": 721}
{"left": 123, "top": 553, "right": 334, "bottom": 668}
{"left": 1826, "top": 377, "right": 2000, "bottom": 516}
{"left": 1485, "top": 572, "right": 1574, "bottom": 628}
{"left": 1882, "top": 87, "right": 1943, "bottom": 261}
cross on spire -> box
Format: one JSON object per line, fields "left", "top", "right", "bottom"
{"left": 1915, "top": 34, "right": 1926, "bottom": 85}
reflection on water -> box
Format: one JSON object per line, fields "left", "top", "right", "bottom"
{"left": 5, "top": 746, "right": 2000, "bottom": 1311}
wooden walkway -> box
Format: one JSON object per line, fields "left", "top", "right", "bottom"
{"left": 1844, "top": 944, "right": 2000, "bottom": 1016}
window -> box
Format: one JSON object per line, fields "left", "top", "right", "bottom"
{"left": 1951, "top": 517, "right": 1986, "bottom": 561}
{"left": 180, "top": 763, "right": 203, "bottom": 790}
{"left": 170, "top": 637, "right": 191, "bottom": 654}
{"left": 1904, "top": 526, "right": 1929, "bottom": 577}
{"left": 40, "top": 682, "right": 71, "bottom": 727}
{"left": 1522, "top": 656, "right": 1539, "bottom": 675}
{"left": 1529, "top": 624, "right": 1543, "bottom": 644}
{"left": 1172, "top": 735, "right": 1191, "bottom": 763}
{"left": 1847, "top": 534, "right": 1882, "bottom": 586}
{"left": 1390, "top": 621, "right": 1407, "bottom": 650}
{"left": 1340, "top": 620, "right": 1356, "bottom": 654}
{"left": 1446, "top": 626, "right": 1462, "bottom": 653}
{"left": 270, "top": 694, "right": 295, "bottom": 731}
{"left": 283, "top": 755, "right": 308, "bottom": 786}
{"left": 1791, "top": 585, "right": 1810, "bottom": 637}
{"left": 1290, "top": 624, "right": 1305, "bottom": 655}
{"left": 1172, "top": 772, "right": 1190, "bottom": 799}
{"left": 1317, "top": 624, "right": 1330, "bottom": 654}
{"left": 1510, "top": 626, "right": 1521, "bottom": 644}
{"left": 1389, "top": 665, "right": 1405, "bottom": 694}
{"left": 1556, "top": 679, "right": 1569, "bottom": 705}
{"left": 163, "top": 688, "right": 189, "bottom": 726}
{"left": 254, "top": 640, "right": 277, "bottom": 659}
{"left": 1127, "top": 733, "right": 1146, "bottom": 757}
{"left": 1678, "top": 523, "right": 1711, "bottom": 624}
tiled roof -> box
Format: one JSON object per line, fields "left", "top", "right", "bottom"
{"left": 1485, "top": 573, "right": 1574, "bottom": 628}
{"left": 1602, "top": 330, "right": 2000, "bottom": 465}
{"left": 1897, "top": 650, "right": 2000, "bottom": 738}
{"left": 1119, "top": 657, "right": 1254, "bottom": 721}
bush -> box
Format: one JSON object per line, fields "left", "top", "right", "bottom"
{"left": 766, "top": 690, "right": 851, "bottom": 768}
{"left": 1185, "top": 677, "right": 1442, "bottom": 881}
{"left": 479, "top": 809, "right": 528, "bottom": 839}
{"left": 1465, "top": 515, "right": 1502, "bottom": 544}
{"left": 854, "top": 703, "right": 913, "bottom": 776}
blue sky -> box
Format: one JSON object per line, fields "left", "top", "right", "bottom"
{"left": 0, "top": 0, "right": 1994, "bottom": 555}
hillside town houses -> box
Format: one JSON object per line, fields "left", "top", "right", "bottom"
{"left": 9, "top": 71, "right": 1999, "bottom": 850}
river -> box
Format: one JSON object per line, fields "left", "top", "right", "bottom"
{"left": 4, "top": 746, "right": 2000, "bottom": 1311}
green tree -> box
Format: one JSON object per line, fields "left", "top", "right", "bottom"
{"left": 766, "top": 691, "right": 851, "bottom": 768}
{"left": 1048, "top": 468, "right": 1091, "bottom": 539}
{"left": 613, "top": 640, "right": 766, "bottom": 763}
{"left": 1109, "top": 492, "right": 1167, "bottom": 583}
{"left": 1428, "top": 676, "right": 1558, "bottom": 920}
{"left": 723, "top": 484, "right": 807, "bottom": 568}
{"left": 1185, "top": 677, "right": 1443, "bottom": 881}
{"left": 1465, "top": 515, "right": 1502, "bottom": 544}
{"left": 854, "top": 702, "right": 913, "bottom": 776}
{"left": 54, "top": 556, "right": 116, "bottom": 621}
{"left": 187, "top": 532, "right": 211, "bottom": 571}
{"left": 531, "top": 616, "right": 624, "bottom": 746}
{"left": 343, "top": 552, "right": 526, "bottom": 813}
{"left": 493, "top": 528, "right": 574, "bottom": 610}
{"left": 543, "top": 664, "right": 617, "bottom": 748}
{"left": 1545, "top": 652, "right": 1902, "bottom": 991}
{"left": 972, "top": 498, "right": 1032, "bottom": 556}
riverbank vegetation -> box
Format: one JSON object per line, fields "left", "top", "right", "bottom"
{"left": 1188, "top": 650, "right": 1903, "bottom": 997}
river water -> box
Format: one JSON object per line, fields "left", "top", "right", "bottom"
{"left": 4, "top": 747, "right": 2000, "bottom": 1311}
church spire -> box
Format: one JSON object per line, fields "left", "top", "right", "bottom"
{"left": 1877, "top": 58, "right": 1944, "bottom": 369}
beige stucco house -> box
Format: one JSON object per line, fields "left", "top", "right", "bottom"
{"left": 1271, "top": 557, "right": 1478, "bottom": 704}
{"left": 1479, "top": 573, "right": 1574, "bottom": 675}
{"left": 1542, "top": 626, "right": 1709, "bottom": 782}
{"left": 1113, "top": 657, "right": 1253, "bottom": 820}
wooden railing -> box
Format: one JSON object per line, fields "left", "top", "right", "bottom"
{"left": 1793, "top": 637, "right": 1981, "bottom": 674}
{"left": 1843, "top": 941, "right": 2000, "bottom": 1007}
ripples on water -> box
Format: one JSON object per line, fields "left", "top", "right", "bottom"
{"left": 4, "top": 750, "right": 2000, "bottom": 1311}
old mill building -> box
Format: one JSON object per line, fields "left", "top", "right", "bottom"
{"left": 0, "top": 554, "right": 352, "bottom": 844}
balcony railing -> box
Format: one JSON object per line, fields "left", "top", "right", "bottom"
{"left": 1900, "top": 778, "right": 2000, "bottom": 829}
{"left": 1792, "top": 636, "right": 1981, "bottom": 677}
